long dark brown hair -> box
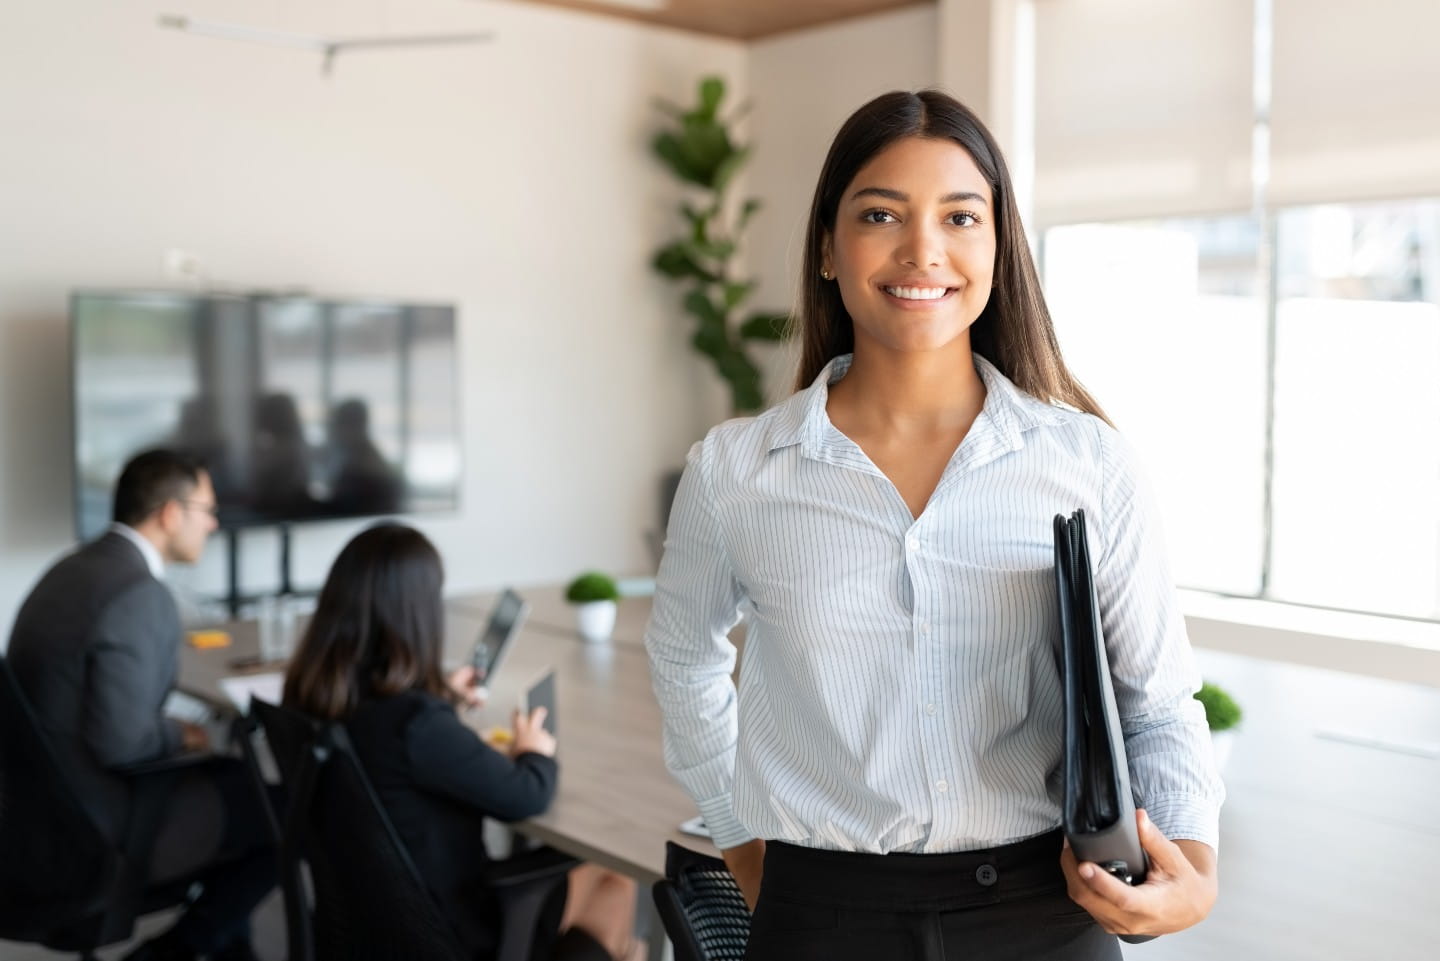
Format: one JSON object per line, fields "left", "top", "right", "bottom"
{"left": 283, "top": 523, "right": 451, "bottom": 720}
{"left": 794, "top": 89, "right": 1109, "bottom": 424}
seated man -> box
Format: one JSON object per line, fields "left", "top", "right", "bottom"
{"left": 7, "top": 449, "right": 274, "bottom": 961}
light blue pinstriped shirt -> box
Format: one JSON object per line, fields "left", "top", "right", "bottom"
{"left": 646, "top": 353, "right": 1224, "bottom": 854}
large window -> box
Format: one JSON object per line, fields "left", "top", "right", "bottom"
{"left": 1043, "top": 217, "right": 1266, "bottom": 598}
{"left": 1270, "top": 201, "right": 1440, "bottom": 617}
{"left": 1042, "top": 199, "right": 1440, "bottom": 620}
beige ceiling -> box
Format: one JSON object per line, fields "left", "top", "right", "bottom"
{"left": 503, "top": 0, "right": 931, "bottom": 41}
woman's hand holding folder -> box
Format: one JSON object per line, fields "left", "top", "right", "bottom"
{"left": 1061, "top": 808, "right": 1218, "bottom": 939}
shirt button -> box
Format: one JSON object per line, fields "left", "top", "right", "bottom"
{"left": 907, "top": 536, "right": 919, "bottom": 552}
{"left": 975, "top": 864, "right": 998, "bottom": 886}
{"left": 935, "top": 779, "right": 948, "bottom": 793}
{"left": 925, "top": 703, "right": 937, "bottom": 716}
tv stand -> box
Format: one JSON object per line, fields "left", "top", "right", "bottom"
{"left": 223, "top": 524, "right": 299, "bottom": 619}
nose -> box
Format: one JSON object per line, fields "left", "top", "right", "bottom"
{"left": 895, "top": 219, "right": 944, "bottom": 269}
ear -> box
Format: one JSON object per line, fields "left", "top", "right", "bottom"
{"left": 155, "top": 499, "right": 184, "bottom": 532}
{"left": 820, "top": 232, "right": 833, "bottom": 275}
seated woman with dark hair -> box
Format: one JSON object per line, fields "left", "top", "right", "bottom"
{"left": 283, "top": 524, "right": 636, "bottom": 961}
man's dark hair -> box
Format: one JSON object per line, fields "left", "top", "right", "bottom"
{"left": 112, "top": 448, "right": 205, "bottom": 527}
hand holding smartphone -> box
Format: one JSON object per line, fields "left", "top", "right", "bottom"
{"left": 471, "top": 588, "right": 529, "bottom": 697}
{"left": 511, "top": 669, "right": 557, "bottom": 759}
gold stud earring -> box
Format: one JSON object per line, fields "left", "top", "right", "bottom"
{"left": 821, "top": 269, "right": 831, "bottom": 280}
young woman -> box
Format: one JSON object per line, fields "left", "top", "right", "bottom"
{"left": 284, "top": 524, "right": 635, "bottom": 961}
{"left": 645, "top": 90, "right": 1224, "bottom": 961}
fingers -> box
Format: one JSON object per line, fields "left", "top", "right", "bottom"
{"left": 1059, "top": 836, "right": 1145, "bottom": 935}
{"left": 1078, "top": 861, "right": 1139, "bottom": 908}
{"left": 1134, "top": 809, "right": 1186, "bottom": 876}
{"left": 511, "top": 707, "right": 549, "bottom": 737}
{"left": 1067, "top": 864, "right": 1145, "bottom": 936}
{"left": 447, "top": 666, "right": 484, "bottom": 707}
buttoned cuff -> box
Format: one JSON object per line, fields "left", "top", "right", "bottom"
{"left": 1142, "top": 793, "right": 1221, "bottom": 853}
{"left": 697, "top": 794, "right": 755, "bottom": 850}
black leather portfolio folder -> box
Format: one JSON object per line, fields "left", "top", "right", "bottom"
{"left": 1053, "top": 509, "right": 1154, "bottom": 930}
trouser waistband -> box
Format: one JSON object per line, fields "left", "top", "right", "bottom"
{"left": 761, "top": 829, "right": 1065, "bottom": 913}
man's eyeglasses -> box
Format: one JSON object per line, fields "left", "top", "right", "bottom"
{"left": 180, "top": 500, "right": 220, "bottom": 519}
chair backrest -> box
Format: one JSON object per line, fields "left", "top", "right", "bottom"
{"left": 250, "top": 698, "right": 471, "bottom": 961}
{"left": 652, "top": 841, "right": 750, "bottom": 961}
{"left": 0, "top": 656, "right": 120, "bottom": 944}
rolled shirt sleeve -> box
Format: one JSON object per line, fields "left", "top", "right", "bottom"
{"left": 1094, "top": 424, "right": 1226, "bottom": 850}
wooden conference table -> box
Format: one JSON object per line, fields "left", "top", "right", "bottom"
{"left": 180, "top": 585, "right": 717, "bottom": 961}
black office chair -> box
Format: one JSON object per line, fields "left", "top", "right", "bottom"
{"left": 651, "top": 841, "right": 750, "bottom": 961}
{"left": 244, "top": 698, "right": 578, "bottom": 961}
{"left": 0, "top": 656, "right": 205, "bottom": 959}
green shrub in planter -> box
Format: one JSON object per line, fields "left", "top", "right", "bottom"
{"left": 1195, "top": 681, "right": 1242, "bottom": 732}
{"left": 566, "top": 572, "right": 619, "bottom": 604}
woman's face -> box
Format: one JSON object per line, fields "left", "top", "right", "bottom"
{"left": 823, "top": 136, "right": 997, "bottom": 356}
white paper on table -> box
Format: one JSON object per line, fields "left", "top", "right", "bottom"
{"left": 219, "top": 672, "right": 285, "bottom": 713}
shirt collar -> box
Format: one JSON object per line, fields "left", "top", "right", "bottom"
{"left": 109, "top": 522, "right": 165, "bottom": 579}
{"left": 764, "top": 352, "right": 1065, "bottom": 457}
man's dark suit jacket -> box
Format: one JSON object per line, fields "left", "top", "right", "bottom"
{"left": 7, "top": 531, "right": 185, "bottom": 844}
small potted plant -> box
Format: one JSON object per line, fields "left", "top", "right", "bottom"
{"left": 1195, "top": 680, "right": 1243, "bottom": 770}
{"left": 565, "top": 571, "right": 620, "bottom": 643}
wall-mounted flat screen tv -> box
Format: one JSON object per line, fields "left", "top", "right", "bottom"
{"left": 71, "top": 290, "right": 461, "bottom": 541}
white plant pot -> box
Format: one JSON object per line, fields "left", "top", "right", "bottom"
{"left": 575, "top": 600, "right": 617, "bottom": 643}
{"left": 1211, "top": 729, "right": 1236, "bottom": 771}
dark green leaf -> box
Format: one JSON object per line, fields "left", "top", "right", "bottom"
{"left": 683, "top": 290, "right": 725, "bottom": 327}
{"left": 692, "top": 237, "right": 735, "bottom": 261}
{"left": 739, "top": 311, "right": 791, "bottom": 341}
{"left": 690, "top": 321, "right": 728, "bottom": 358}
{"left": 714, "top": 348, "right": 762, "bottom": 413}
{"left": 676, "top": 120, "right": 734, "bottom": 187}
{"left": 710, "top": 145, "right": 751, "bottom": 196}
{"left": 722, "top": 281, "right": 754, "bottom": 310}
{"left": 696, "top": 76, "right": 725, "bottom": 122}
{"left": 653, "top": 242, "right": 718, "bottom": 282}
{"left": 652, "top": 132, "right": 709, "bottom": 187}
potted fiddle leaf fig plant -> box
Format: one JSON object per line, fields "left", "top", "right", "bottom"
{"left": 651, "top": 75, "right": 790, "bottom": 415}
{"left": 1195, "top": 680, "right": 1242, "bottom": 770}
{"left": 565, "top": 571, "right": 620, "bottom": 643}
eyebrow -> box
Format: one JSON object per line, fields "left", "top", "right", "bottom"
{"left": 850, "top": 187, "right": 989, "bottom": 206}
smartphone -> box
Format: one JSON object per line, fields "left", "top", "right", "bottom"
{"left": 519, "top": 668, "right": 557, "bottom": 738}
{"left": 471, "top": 588, "right": 530, "bottom": 695}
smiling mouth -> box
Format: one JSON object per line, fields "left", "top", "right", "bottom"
{"left": 882, "top": 285, "right": 955, "bottom": 301}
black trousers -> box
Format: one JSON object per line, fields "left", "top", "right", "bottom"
{"left": 744, "top": 830, "right": 1119, "bottom": 961}
{"left": 145, "top": 758, "right": 276, "bottom": 953}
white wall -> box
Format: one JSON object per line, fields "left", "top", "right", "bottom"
{"left": 745, "top": 5, "right": 939, "bottom": 402}
{"left": 0, "top": 0, "right": 745, "bottom": 630}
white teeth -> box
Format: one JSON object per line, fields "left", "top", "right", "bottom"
{"left": 883, "top": 286, "right": 950, "bottom": 300}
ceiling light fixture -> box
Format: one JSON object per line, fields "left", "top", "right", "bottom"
{"left": 157, "top": 14, "right": 493, "bottom": 75}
